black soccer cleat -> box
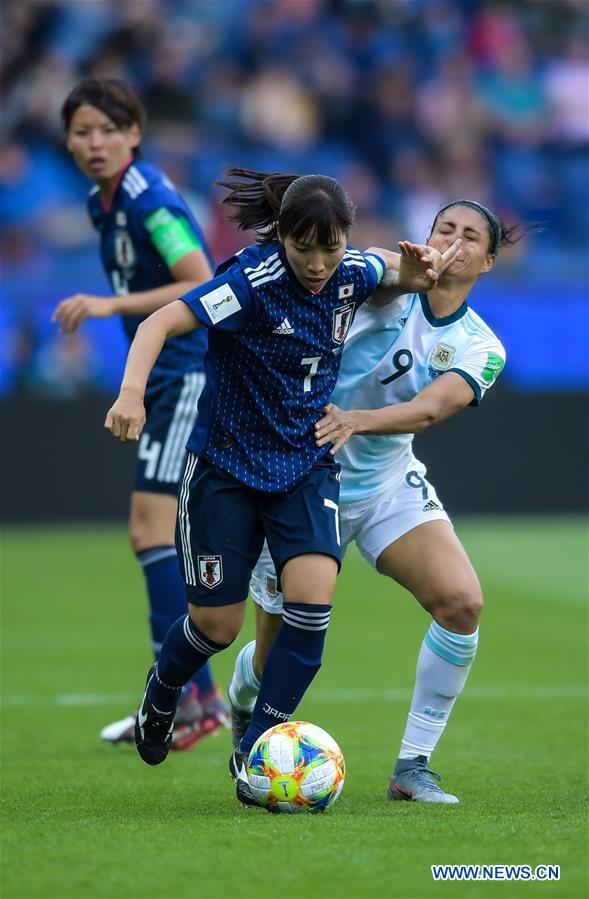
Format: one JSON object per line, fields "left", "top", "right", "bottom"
{"left": 229, "top": 748, "right": 260, "bottom": 808}
{"left": 134, "top": 665, "right": 175, "bottom": 766}
{"left": 229, "top": 700, "right": 253, "bottom": 750}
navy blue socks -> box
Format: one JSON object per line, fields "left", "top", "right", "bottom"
{"left": 137, "top": 545, "right": 214, "bottom": 696}
{"left": 148, "top": 614, "right": 230, "bottom": 713}
{"left": 239, "top": 602, "right": 332, "bottom": 753}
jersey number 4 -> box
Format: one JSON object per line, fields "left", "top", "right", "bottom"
{"left": 138, "top": 433, "right": 162, "bottom": 480}
{"left": 111, "top": 270, "right": 130, "bottom": 295}
{"left": 380, "top": 349, "right": 414, "bottom": 385}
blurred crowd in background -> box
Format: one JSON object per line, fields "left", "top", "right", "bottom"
{"left": 1, "top": 0, "right": 588, "bottom": 398}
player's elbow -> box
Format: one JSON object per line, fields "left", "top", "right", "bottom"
{"left": 413, "top": 397, "right": 457, "bottom": 432}
{"left": 135, "top": 314, "right": 157, "bottom": 337}
{"left": 412, "top": 406, "right": 439, "bottom": 432}
{"left": 137, "top": 308, "right": 172, "bottom": 341}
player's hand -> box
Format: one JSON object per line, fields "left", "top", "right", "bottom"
{"left": 315, "top": 403, "right": 358, "bottom": 454}
{"left": 52, "top": 294, "right": 114, "bottom": 333}
{"left": 104, "top": 389, "right": 146, "bottom": 442}
{"left": 397, "top": 239, "right": 461, "bottom": 293}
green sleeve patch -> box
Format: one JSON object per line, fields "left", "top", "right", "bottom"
{"left": 144, "top": 207, "right": 202, "bottom": 267}
{"left": 482, "top": 352, "right": 505, "bottom": 384}
{"left": 366, "top": 254, "right": 385, "bottom": 282}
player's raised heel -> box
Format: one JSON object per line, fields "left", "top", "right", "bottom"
{"left": 101, "top": 682, "right": 223, "bottom": 752}
{"left": 387, "top": 756, "right": 459, "bottom": 804}
{"left": 229, "top": 748, "right": 260, "bottom": 808}
{"left": 100, "top": 714, "right": 137, "bottom": 744}
{"left": 134, "top": 666, "right": 175, "bottom": 766}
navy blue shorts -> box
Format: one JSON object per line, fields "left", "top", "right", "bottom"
{"left": 134, "top": 372, "right": 206, "bottom": 495}
{"left": 176, "top": 454, "right": 342, "bottom": 606}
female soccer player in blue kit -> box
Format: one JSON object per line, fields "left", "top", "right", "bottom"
{"left": 230, "top": 200, "right": 520, "bottom": 804}
{"left": 52, "top": 79, "right": 228, "bottom": 749}
{"left": 105, "top": 166, "right": 457, "bottom": 805}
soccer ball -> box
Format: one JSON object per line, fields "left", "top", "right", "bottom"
{"left": 245, "top": 720, "right": 345, "bottom": 814}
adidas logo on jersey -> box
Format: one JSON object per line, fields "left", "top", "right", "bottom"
{"left": 273, "top": 317, "right": 294, "bottom": 335}
{"left": 423, "top": 500, "right": 441, "bottom": 512}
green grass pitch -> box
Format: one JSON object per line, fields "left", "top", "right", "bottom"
{"left": 1, "top": 519, "right": 587, "bottom": 899}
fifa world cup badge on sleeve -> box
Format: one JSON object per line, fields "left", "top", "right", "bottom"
{"left": 198, "top": 555, "right": 223, "bottom": 588}
{"left": 200, "top": 285, "right": 242, "bottom": 324}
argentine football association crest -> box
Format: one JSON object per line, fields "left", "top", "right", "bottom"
{"left": 430, "top": 343, "right": 456, "bottom": 370}
{"left": 197, "top": 555, "right": 223, "bottom": 589}
{"left": 332, "top": 302, "right": 355, "bottom": 344}
{"left": 115, "top": 231, "right": 136, "bottom": 270}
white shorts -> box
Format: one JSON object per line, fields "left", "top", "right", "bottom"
{"left": 250, "top": 543, "right": 283, "bottom": 614}
{"left": 250, "top": 470, "right": 450, "bottom": 614}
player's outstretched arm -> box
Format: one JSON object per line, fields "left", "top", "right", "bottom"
{"left": 52, "top": 251, "right": 212, "bottom": 334}
{"left": 105, "top": 300, "right": 200, "bottom": 443}
{"left": 315, "top": 372, "right": 475, "bottom": 453}
{"left": 368, "top": 239, "right": 461, "bottom": 307}
{"left": 52, "top": 293, "right": 114, "bottom": 333}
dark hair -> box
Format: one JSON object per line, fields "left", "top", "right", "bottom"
{"left": 431, "top": 200, "right": 523, "bottom": 255}
{"left": 216, "top": 166, "right": 356, "bottom": 244}
{"left": 61, "top": 79, "right": 146, "bottom": 158}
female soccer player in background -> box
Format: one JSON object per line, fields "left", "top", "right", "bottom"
{"left": 229, "top": 199, "right": 519, "bottom": 804}
{"left": 105, "top": 166, "right": 458, "bottom": 805}
{"left": 52, "top": 79, "right": 228, "bottom": 749}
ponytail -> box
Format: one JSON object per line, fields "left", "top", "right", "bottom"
{"left": 217, "top": 166, "right": 356, "bottom": 244}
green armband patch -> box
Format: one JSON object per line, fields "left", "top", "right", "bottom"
{"left": 144, "top": 207, "right": 202, "bottom": 267}
{"left": 481, "top": 352, "right": 505, "bottom": 384}
{"left": 365, "top": 254, "right": 385, "bottom": 282}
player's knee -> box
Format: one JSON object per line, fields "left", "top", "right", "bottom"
{"left": 436, "top": 584, "right": 483, "bottom": 634}
{"left": 128, "top": 505, "right": 157, "bottom": 552}
{"left": 188, "top": 603, "right": 243, "bottom": 646}
{"left": 129, "top": 519, "right": 146, "bottom": 552}
{"left": 282, "top": 577, "right": 336, "bottom": 605}
{"left": 283, "top": 589, "right": 334, "bottom": 605}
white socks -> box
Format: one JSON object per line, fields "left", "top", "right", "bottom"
{"left": 228, "top": 640, "right": 260, "bottom": 711}
{"left": 398, "top": 620, "right": 478, "bottom": 760}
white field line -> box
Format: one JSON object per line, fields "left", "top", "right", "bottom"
{"left": 1, "top": 685, "right": 587, "bottom": 708}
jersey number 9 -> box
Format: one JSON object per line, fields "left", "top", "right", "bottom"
{"left": 380, "top": 349, "right": 414, "bottom": 385}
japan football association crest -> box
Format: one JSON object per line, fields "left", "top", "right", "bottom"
{"left": 114, "top": 231, "right": 136, "bottom": 270}
{"left": 332, "top": 302, "right": 355, "bottom": 344}
{"left": 197, "top": 555, "right": 223, "bottom": 589}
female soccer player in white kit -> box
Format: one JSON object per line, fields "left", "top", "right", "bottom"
{"left": 229, "top": 199, "right": 521, "bottom": 803}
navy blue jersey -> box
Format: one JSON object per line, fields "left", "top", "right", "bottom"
{"left": 88, "top": 159, "right": 213, "bottom": 387}
{"left": 181, "top": 241, "right": 385, "bottom": 491}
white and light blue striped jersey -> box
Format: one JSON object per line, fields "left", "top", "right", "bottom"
{"left": 181, "top": 241, "right": 385, "bottom": 491}
{"left": 88, "top": 159, "right": 213, "bottom": 389}
{"left": 333, "top": 292, "right": 506, "bottom": 502}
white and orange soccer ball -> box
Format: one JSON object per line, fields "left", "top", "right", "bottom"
{"left": 245, "top": 720, "right": 345, "bottom": 814}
